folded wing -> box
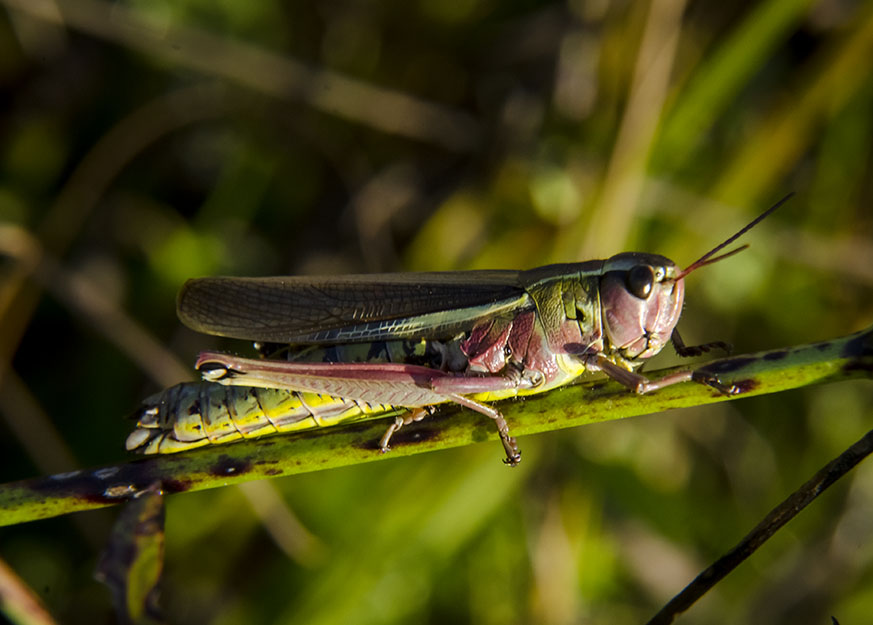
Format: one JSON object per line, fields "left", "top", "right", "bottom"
{"left": 177, "top": 271, "right": 530, "bottom": 344}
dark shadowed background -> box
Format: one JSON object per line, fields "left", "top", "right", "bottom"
{"left": 1, "top": 0, "right": 873, "bottom": 623}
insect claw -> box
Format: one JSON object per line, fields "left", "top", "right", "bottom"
{"left": 714, "top": 383, "right": 740, "bottom": 396}
{"left": 500, "top": 436, "right": 521, "bottom": 466}
{"left": 693, "top": 371, "right": 738, "bottom": 395}
{"left": 502, "top": 450, "right": 522, "bottom": 467}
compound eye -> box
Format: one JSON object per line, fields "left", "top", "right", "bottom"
{"left": 626, "top": 265, "right": 654, "bottom": 299}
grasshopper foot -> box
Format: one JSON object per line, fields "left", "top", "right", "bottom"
{"left": 693, "top": 371, "right": 739, "bottom": 395}
{"left": 502, "top": 443, "right": 522, "bottom": 467}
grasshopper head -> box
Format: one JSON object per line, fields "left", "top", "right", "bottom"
{"left": 597, "top": 194, "right": 791, "bottom": 362}
{"left": 599, "top": 252, "right": 684, "bottom": 360}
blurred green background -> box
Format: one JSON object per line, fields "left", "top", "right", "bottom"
{"left": 1, "top": 0, "right": 873, "bottom": 623}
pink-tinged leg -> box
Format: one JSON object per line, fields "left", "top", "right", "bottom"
{"left": 378, "top": 400, "right": 519, "bottom": 466}
{"left": 430, "top": 372, "right": 532, "bottom": 395}
{"left": 198, "top": 351, "right": 526, "bottom": 464}
{"left": 196, "top": 351, "right": 455, "bottom": 405}
{"left": 379, "top": 407, "right": 433, "bottom": 453}
{"left": 379, "top": 398, "right": 519, "bottom": 465}
{"left": 429, "top": 373, "right": 529, "bottom": 465}
{"left": 443, "top": 393, "right": 520, "bottom": 466}
{"left": 594, "top": 354, "right": 738, "bottom": 395}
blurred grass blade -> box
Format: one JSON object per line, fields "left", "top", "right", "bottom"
{"left": 94, "top": 483, "right": 165, "bottom": 625}
{"left": 0, "top": 557, "right": 58, "bottom": 625}
{"left": 714, "top": 3, "right": 873, "bottom": 205}
{"left": 0, "top": 324, "right": 871, "bottom": 527}
{"left": 1, "top": 0, "right": 480, "bottom": 151}
{"left": 656, "top": 0, "right": 814, "bottom": 171}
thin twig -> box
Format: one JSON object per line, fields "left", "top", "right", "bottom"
{"left": 645, "top": 426, "right": 873, "bottom": 625}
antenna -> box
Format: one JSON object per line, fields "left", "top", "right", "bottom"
{"left": 676, "top": 192, "right": 793, "bottom": 280}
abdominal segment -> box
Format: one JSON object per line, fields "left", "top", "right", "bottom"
{"left": 126, "top": 382, "right": 400, "bottom": 454}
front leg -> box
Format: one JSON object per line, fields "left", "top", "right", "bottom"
{"left": 671, "top": 329, "right": 732, "bottom": 358}
{"left": 594, "top": 354, "right": 738, "bottom": 395}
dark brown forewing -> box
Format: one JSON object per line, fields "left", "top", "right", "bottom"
{"left": 177, "top": 271, "right": 530, "bottom": 343}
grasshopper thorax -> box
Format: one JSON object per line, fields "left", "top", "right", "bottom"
{"left": 599, "top": 252, "right": 684, "bottom": 360}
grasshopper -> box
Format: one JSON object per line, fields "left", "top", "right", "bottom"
{"left": 127, "top": 197, "right": 789, "bottom": 465}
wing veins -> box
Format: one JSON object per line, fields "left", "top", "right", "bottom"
{"left": 178, "top": 272, "right": 529, "bottom": 343}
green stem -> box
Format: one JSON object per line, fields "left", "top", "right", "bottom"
{"left": 1, "top": 325, "right": 871, "bottom": 527}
